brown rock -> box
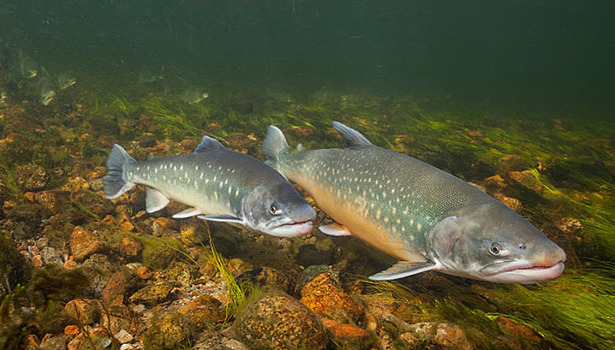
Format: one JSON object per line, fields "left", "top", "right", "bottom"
{"left": 178, "top": 295, "right": 226, "bottom": 328}
{"left": 64, "top": 325, "right": 80, "bottom": 335}
{"left": 493, "top": 193, "right": 523, "bottom": 213}
{"left": 32, "top": 254, "right": 43, "bottom": 267}
{"left": 117, "top": 212, "right": 134, "bottom": 231}
{"left": 65, "top": 299, "right": 100, "bottom": 325}
{"left": 102, "top": 271, "right": 127, "bottom": 307}
{"left": 120, "top": 236, "right": 142, "bottom": 257}
{"left": 301, "top": 273, "right": 364, "bottom": 324}
{"left": 129, "top": 282, "right": 174, "bottom": 304}
{"left": 16, "top": 164, "right": 50, "bottom": 191}
{"left": 135, "top": 266, "right": 153, "bottom": 280}
{"left": 63, "top": 256, "right": 79, "bottom": 269}
{"left": 434, "top": 323, "right": 472, "bottom": 350}
{"left": 497, "top": 155, "right": 529, "bottom": 175}
{"left": 509, "top": 170, "right": 543, "bottom": 192}
{"left": 180, "top": 220, "right": 208, "bottom": 246}
{"left": 557, "top": 217, "right": 583, "bottom": 235}
{"left": 35, "top": 191, "right": 66, "bottom": 213}
{"left": 85, "top": 169, "right": 104, "bottom": 181}
{"left": 496, "top": 316, "right": 541, "bottom": 343}
{"left": 40, "top": 334, "right": 68, "bottom": 350}
{"left": 234, "top": 293, "right": 328, "bottom": 350}
{"left": 483, "top": 174, "right": 507, "bottom": 192}
{"left": 61, "top": 177, "right": 90, "bottom": 193}
{"left": 70, "top": 226, "right": 106, "bottom": 261}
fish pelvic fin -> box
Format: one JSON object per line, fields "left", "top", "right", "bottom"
{"left": 332, "top": 121, "right": 373, "bottom": 148}
{"left": 103, "top": 144, "right": 137, "bottom": 199}
{"left": 319, "top": 223, "right": 353, "bottom": 236}
{"left": 369, "top": 261, "right": 438, "bottom": 280}
{"left": 263, "top": 125, "right": 290, "bottom": 170}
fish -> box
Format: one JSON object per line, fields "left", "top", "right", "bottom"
{"left": 263, "top": 122, "right": 566, "bottom": 284}
{"left": 37, "top": 76, "right": 56, "bottom": 106}
{"left": 103, "top": 136, "right": 316, "bottom": 237}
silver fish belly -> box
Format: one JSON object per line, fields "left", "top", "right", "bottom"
{"left": 103, "top": 135, "right": 315, "bottom": 237}
{"left": 263, "top": 122, "right": 566, "bottom": 284}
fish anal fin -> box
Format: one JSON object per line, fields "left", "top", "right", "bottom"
{"left": 319, "top": 223, "right": 352, "bottom": 236}
{"left": 369, "top": 261, "right": 437, "bottom": 281}
{"left": 172, "top": 207, "right": 202, "bottom": 219}
{"left": 146, "top": 188, "right": 170, "bottom": 213}
{"left": 194, "top": 136, "right": 225, "bottom": 153}
{"left": 198, "top": 214, "right": 244, "bottom": 225}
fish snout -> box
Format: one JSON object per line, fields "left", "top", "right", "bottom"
{"left": 533, "top": 242, "right": 566, "bottom": 268}
{"left": 292, "top": 203, "right": 317, "bottom": 222}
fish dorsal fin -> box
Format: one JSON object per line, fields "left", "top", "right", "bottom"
{"left": 194, "top": 136, "right": 225, "bottom": 153}
{"left": 369, "top": 261, "right": 437, "bottom": 280}
{"left": 146, "top": 188, "right": 170, "bottom": 213}
{"left": 332, "top": 121, "right": 373, "bottom": 148}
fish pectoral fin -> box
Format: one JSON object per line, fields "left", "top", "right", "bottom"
{"left": 369, "top": 261, "right": 437, "bottom": 281}
{"left": 319, "top": 223, "right": 352, "bottom": 236}
{"left": 198, "top": 214, "right": 244, "bottom": 225}
{"left": 145, "top": 188, "right": 170, "bottom": 213}
{"left": 172, "top": 207, "right": 203, "bottom": 219}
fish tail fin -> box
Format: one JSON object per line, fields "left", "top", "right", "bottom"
{"left": 103, "top": 144, "right": 137, "bottom": 199}
{"left": 263, "top": 125, "right": 290, "bottom": 170}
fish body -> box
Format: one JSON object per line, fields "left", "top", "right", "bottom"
{"left": 37, "top": 76, "right": 56, "bottom": 106}
{"left": 103, "top": 136, "right": 315, "bottom": 237}
{"left": 264, "top": 122, "right": 566, "bottom": 284}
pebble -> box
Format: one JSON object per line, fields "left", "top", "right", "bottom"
{"left": 114, "top": 329, "right": 134, "bottom": 344}
{"left": 70, "top": 226, "right": 106, "bottom": 261}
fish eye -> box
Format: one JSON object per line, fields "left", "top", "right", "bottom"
{"left": 489, "top": 242, "right": 502, "bottom": 255}
{"left": 269, "top": 204, "right": 281, "bottom": 215}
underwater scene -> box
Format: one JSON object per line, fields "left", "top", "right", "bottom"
{"left": 1, "top": 1, "right": 614, "bottom": 349}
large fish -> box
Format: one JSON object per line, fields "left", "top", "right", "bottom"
{"left": 263, "top": 122, "right": 566, "bottom": 284}
{"left": 103, "top": 136, "right": 316, "bottom": 237}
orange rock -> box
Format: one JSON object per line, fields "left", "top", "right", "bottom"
{"left": 102, "top": 271, "right": 127, "bottom": 307}
{"left": 320, "top": 318, "right": 370, "bottom": 338}
{"left": 493, "top": 193, "right": 523, "bottom": 213}
{"left": 64, "top": 325, "right": 80, "bottom": 335}
{"left": 85, "top": 169, "right": 104, "bottom": 181}
{"left": 300, "top": 273, "right": 364, "bottom": 323}
{"left": 117, "top": 212, "right": 135, "bottom": 231}
{"left": 484, "top": 174, "right": 507, "bottom": 191}
{"left": 64, "top": 256, "right": 79, "bottom": 269}
{"left": 65, "top": 299, "right": 99, "bottom": 325}
{"left": 120, "top": 236, "right": 142, "bottom": 257}
{"left": 24, "top": 192, "right": 36, "bottom": 202}
{"left": 70, "top": 226, "right": 106, "bottom": 261}
{"left": 434, "top": 323, "right": 472, "bottom": 350}
{"left": 31, "top": 255, "right": 43, "bottom": 267}
{"left": 135, "top": 266, "right": 153, "bottom": 280}
{"left": 178, "top": 295, "right": 226, "bottom": 328}
{"left": 62, "top": 177, "right": 90, "bottom": 193}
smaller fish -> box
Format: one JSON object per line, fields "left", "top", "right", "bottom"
{"left": 57, "top": 73, "right": 77, "bottom": 90}
{"left": 17, "top": 50, "right": 38, "bottom": 79}
{"left": 181, "top": 86, "right": 209, "bottom": 104}
{"left": 103, "top": 135, "right": 316, "bottom": 237}
{"left": 37, "top": 69, "right": 56, "bottom": 106}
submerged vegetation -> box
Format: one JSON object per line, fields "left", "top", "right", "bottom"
{"left": 0, "top": 64, "right": 613, "bottom": 349}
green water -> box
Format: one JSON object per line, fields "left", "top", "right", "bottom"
{"left": 1, "top": 1, "right": 614, "bottom": 349}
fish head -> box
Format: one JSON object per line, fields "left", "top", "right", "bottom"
{"left": 428, "top": 202, "right": 566, "bottom": 284}
{"left": 241, "top": 183, "right": 316, "bottom": 237}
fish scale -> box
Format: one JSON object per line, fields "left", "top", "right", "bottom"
{"left": 264, "top": 121, "right": 566, "bottom": 284}
{"left": 103, "top": 135, "right": 316, "bottom": 237}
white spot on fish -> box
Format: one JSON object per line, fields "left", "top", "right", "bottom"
{"left": 200, "top": 172, "right": 204, "bottom": 179}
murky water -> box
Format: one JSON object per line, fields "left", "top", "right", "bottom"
{"left": 1, "top": 1, "right": 614, "bottom": 349}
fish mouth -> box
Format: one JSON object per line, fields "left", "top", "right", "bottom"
{"left": 481, "top": 260, "right": 565, "bottom": 284}
{"left": 267, "top": 220, "right": 314, "bottom": 237}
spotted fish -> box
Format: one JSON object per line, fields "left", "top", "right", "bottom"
{"left": 103, "top": 136, "right": 316, "bottom": 237}
{"left": 263, "top": 122, "right": 566, "bottom": 283}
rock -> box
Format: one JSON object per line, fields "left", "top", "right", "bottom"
{"left": 70, "top": 226, "right": 106, "bottom": 261}
{"left": 102, "top": 271, "right": 127, "bottom": 307}
{"left": 89, "top": 178, "right": 104, "bottom": 192}
{"left": 64, "top": 298, "right": 100, "bottom": 325}
{"left": 81, "top": 253, "right": 115, "bottom": 295}
{"left": 300, "top": 273, "right": 364, "bottom": 324}
{"left": 114, "top": 329, "right": 134, "bottom": 344}
{"left": 496, "top": 316, "right": 541, "bottom": 342}
{"left": 180, "top": 219, "right": 208, "bottom": 246}
{"left": 31, "top": 254, "right": 43, "bottom": 267}
{"left": 64, "top": 325, "right": 80, "bottom": 335}
{"left": 557, "top": 217, "right": 583, "bottom": 235}
{"left": 61, "top": 177, "right": 90, "bottom": 193}
{"left": 35, "top": 190, "right": 66, "bottom": 213}
{"left": 129, "top": 282, "right": 175, "bottom": 305}
{"left": 483, "top": 174, "right": 507, "bottom": 192}
{"left": 39, "top": 334, "right": 68, "bottom": 350}
{"left": 143, "top": 311, "right": 194, "bottom": 349}
{"left": 509, "top": 170, "right": 542, "bottom": 193}
{"left": 41, "top": 246, "right": 63, "bottom": 266}
{"left": 237, "top": 267, "right": 297, "bottom": 295}
{"left": 233, "top": 293, "right": 329, "bottom": 350}
{"left": 16, "top": 164, "right": 50, "bottom": 191}
{"left": 120, "top": 236, "right": 142, "bottom": 257}
{"left": 192, "top": 330, "right": 250, "bottom": 350}
{"left": 434, "top": 323, "right": 472, "bottom": 350}
{"left": 296, "top": 238, "right": 337, "bottom": 267}
{"left": 497, "top": 155, "right": 529, "bottom": 175}
{"left": 178, "top": 295, "right": 226, "bottom": 329}
{"left": 493, "top": 193, "right": 523, "bottom": 213}
{"left": 320, "top": 318, "right": 374, "bottom": 349}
